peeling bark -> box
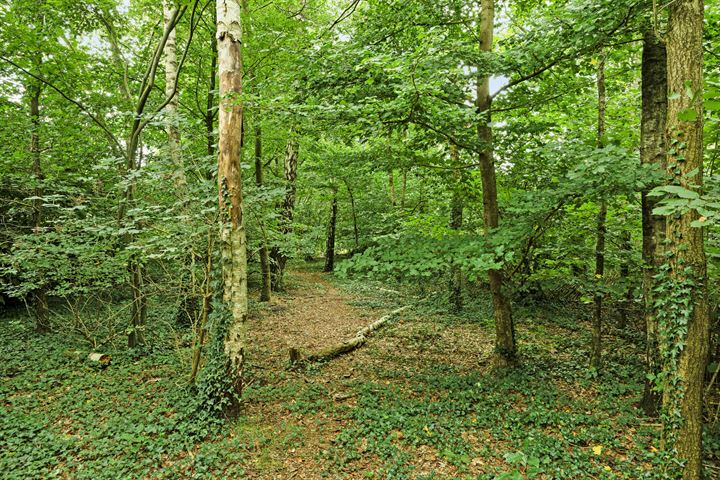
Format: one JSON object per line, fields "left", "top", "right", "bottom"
{"left": 217, "top": 0, "right": 248, "bottom": 397}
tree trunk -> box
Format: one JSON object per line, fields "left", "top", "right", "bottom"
{"left": 163, "top": 0, "right": 186, "bottom": 192}
{"left": 590, "top": 55, "right": 607, "bottom": 371}
{"left": 270, "top": 131, "right": 298, "bottom": 290}
{"left": 477, "top": 0, "right": 515, "bottom": 367}
{"left": 124, "top": 128, "right": 148, "bottom": 348}
{"left": 255, "top": 125, "right": 272, "bottom": 302}
{"left": 206, "top": 28, "right": 217, "bottom": 160}
{"left": 449, "top": 144, "right": 463, "bottom": 313}
{"left": 29, "top": 76, "right": 49, "bottom": 333}
{"left": 216, "top": 0, "right": 248, "bottom": 398}
{"left": 324, "top": 188, "right": 338, "bottom": 273}
{"left": 164, "top": 1, "right": 198, "bottom": 326}
{"left": 661, "top": 0, "right": 709, "bottom": 477}
{"left": 590, "top": 202, "right": 607, "bottom": 369}
{"left": 128, "top": 256, "right": 147, "bottom": 348}
{"left": 618, "top": 231, "right": 632, "bottom": 331}
{"left": 388, "top": 169, "right": 396, "bottom": 207}
{"left": 344, "top": 179, "right": 359, "bottom": 253}
{"left": 640, "top": 30, "right": 667, "bottom": 417}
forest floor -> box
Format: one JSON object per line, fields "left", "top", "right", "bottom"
{"left": 1, "top": 262, "right": 705, "bottom": 479}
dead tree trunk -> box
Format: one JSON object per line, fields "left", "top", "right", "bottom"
{"left": 291, "top": 305, "right": 412, "bottom": 365}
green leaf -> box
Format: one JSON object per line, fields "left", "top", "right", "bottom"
{"left": 678, "top": 108, "right": 697, "bottom": 122}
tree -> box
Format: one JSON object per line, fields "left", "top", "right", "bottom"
{"left": 659, "top": 0, "right": 710, "bottom": 476}
{"left": 640, "top": 29, "right": 667, "bottom": 417}
{"left": 215, "top": 0, "right": 248, "bottom": 398}
{"left": 254, "top": 124, "right": 272, "bottom": 302}
{"left": 478, "top": 0, "right": 516, "bottom": 367}
{"left": 324, "top": 185, "right": 338, "bottom": 272}
{"left": 449, "top": 143, "right": 463, "bottom": 313}
{"left": 590, "top": 54, "right": 607, "bottom": 371}
{"left": 270, "top": 131, "right": 299, "bottom": 290}
{"left": 28, "top": 57, "right": 49, "bottom": 333}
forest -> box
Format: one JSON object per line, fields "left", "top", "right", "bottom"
{"left": 0, "top": 0, "right": 719, "bottom": 478}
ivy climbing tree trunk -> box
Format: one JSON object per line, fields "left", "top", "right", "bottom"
{"left": 477, "top": 0, "right": 515, "bottom": 367}
{"left": 640, "top": 30, "right": 667, "bottom": 417}
{"left": 255, "top": 125, "right": 272, "bottom": 302}
{"left": 216, "top": 0, "right": 248, "bottom": 398}
{"left": 324, "top": 187, "right": 338, "bottom": 273}
{"left": 449, "top": 144, "right": 463, "bottom": 313}
{"left": 29, "top": 74, "right": 49, "bottom": 333}
{"left": 270, "top": 131, "right": 298, "bottom": 290}
{"left": 590, "top": 55, "right": 607, "bottom": 371}
{"left": 660, "top": 0, "right": 709, "bottom": 477}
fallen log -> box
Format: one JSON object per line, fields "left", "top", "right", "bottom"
{"left": 290, "top": 305, "right": 412, "bottom": 366}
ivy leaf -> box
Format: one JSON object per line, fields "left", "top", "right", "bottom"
{"left": 678, "top": 108, "right": 698, "bottom": 122}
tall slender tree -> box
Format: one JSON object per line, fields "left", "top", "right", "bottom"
{"left": 254, "top": 124, "right": 272, "bottom": 301}
{"left": 477, "top": 0, "right": 515, "bottom": 367}
{"left": 449, "top": 143, "right": 463, "bottom": 313}
{"left": 29, "top": 62, "right": 49, "bottom": 333}
{"left": 640, "top": 29, "right": 667, "bottom": 416}
{"left": 270, "top": 131, "right": 299, "bottom": 290}
{"left": 163, "top": 0, "right": 185, "bottom": 192}
{"left": 324, "top": 186, "right": 338, "bottom": 273}
{"left": 590, "top": 54, "right": 607, "bottom": 370}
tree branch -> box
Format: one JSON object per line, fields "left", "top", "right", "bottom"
{"left": 0, "top": 55, "right": 124, "bottom": 156}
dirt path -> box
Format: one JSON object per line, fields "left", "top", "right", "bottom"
{"left": 249, "top": 270, "right": 376, "bottom": 371}
{"left": 241, "top": 269, "right": 394, "bottom": 479}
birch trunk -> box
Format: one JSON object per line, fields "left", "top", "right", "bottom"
{"left": 163, "top": 0, "right": 186, "bottom": 191}
{"left": 216, "top": 0, "right": 248, "bottom": 396}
